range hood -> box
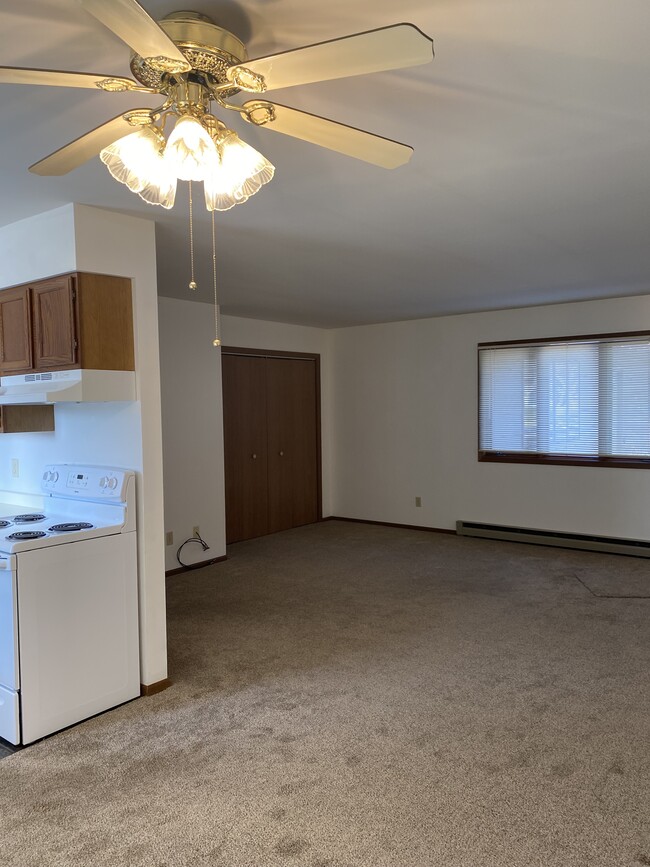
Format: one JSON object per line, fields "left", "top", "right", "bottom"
{"left": 0, "top": 370, "right": 136, "bottom": 405}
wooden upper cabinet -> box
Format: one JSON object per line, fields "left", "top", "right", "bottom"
{"left": 0, "top": 285, "right": 32, "bottom": 373}
{"left": 32, "top": 276, "right": 77, "bottom": 369}
{"left": 0, "top": 272, "right": 134, "bottom": 376}
{"left": 75, "top": 273, "right": 134, "bottom": 371}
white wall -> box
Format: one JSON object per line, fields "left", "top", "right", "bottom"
{"left": 158, "top": 297, "right": 225, "bottom": 571}
{"left": 74, "top": 204, "right": 167, "bottom": 685}
{"left": 0, "top": 204, "right": 167, "bottom": 686}
{"left": 330, "top": 294, "right": 650, "bottom": 540}
{"left": 0, "top": 204, "right": 76, "bottom": 288}
{"left": 157, "top": 307, "right": 332, "bottom": 570}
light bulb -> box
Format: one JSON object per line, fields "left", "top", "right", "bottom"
{"left": 204, "top": 130, "right": 274, "bottom": 211}
{"left": 164, "top": 116, "right": 218, "bottom": 181}
{"left": 100, "top": 127, "right": 165, "bottom": 193}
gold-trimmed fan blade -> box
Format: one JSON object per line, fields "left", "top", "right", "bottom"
{"left": 242, "top": 101, "right": 413, "bottom": 169}
{"left": 29, "top": 111, "right": 150, "bottom": 176}
{"left": 229, "top": 23, "right": 433, "bottom": 92}
{"left": 0, "top": 66, "right": 150, "bottom": 92}
{"left": 80, "top": 0, "right": 191, "bottom": 73}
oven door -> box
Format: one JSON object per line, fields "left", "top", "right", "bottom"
{"left": 0, "top": 554, "right": 20, "bottom": 745}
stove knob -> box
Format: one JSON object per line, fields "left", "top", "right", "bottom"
{"left": 52, "top": 471, "right": 59, "bottom": 482}
{"left": 100, "top": 477, "right": 107, "bottom": 488}
{"left": 42, "top": 472, "right": 48, "bottom": 481}
{"left": 108, "top": 477, "right": 118, "bottom": 490}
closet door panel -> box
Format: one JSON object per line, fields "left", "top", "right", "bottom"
{"left": 222, "top": 354, "right": 269, "bottom": 543}
{"left": 266, "top": 357, "right": 319, "bottom": 534}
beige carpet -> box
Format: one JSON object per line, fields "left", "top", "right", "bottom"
{"left": 1, "top": 521, "right": 649, "bottom": 867}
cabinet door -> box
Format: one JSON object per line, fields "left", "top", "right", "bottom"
{"left": 0, "top": 285, "right": 32, "bottom": 374}
{"left": 222, "top": 354, "right": 269, "bottom": 544}
{"left": 31, "top": 276, "right": 77, "bottom": 369}
{"left": 266, "top": 357, "right": 319, "bottom": 534}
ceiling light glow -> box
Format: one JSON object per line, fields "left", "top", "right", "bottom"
{"left": 164, "top": 115, "right": 218, "bottom": 181}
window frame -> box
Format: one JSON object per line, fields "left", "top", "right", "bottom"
{"left": 477, "top": 330, "right": 650, "bottom": 469}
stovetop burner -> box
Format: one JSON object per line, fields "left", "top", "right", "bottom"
{"left": 7, "top": 531, "right": 48, "bottom": 540}
{"left": 49, "top": 522, "right": 94, "bottom": 533}
{"left": 0, "top": 521, "right": 11, "bottom": 529}
{"left": 13, "top": 514, "right": 46, "bottom": 523}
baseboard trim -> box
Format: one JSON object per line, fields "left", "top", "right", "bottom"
{"left": 325, "top": 516, "right": 455, "bottom": 535}
{"left": 166, "top": 554, "right": 227, "bottom": 577}
{"left": 140, "top": 678, "right": 171, "bottom": 697}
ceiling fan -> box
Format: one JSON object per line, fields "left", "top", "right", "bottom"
{"left": 0, "top": 0, "right": 434, "bottom": 184}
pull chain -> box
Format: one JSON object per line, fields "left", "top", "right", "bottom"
{"left": 212, "top": 209, "right": 220, "bottom": 347}
{"left": 188, "top": 180, "right": 197, "bottom": 290}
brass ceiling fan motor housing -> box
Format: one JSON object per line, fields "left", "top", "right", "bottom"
{"left": 14, "top": 2, "right": 433, "bottom": 178}
{"left": 129, "top": 11, "right": 248, "bottom": 97}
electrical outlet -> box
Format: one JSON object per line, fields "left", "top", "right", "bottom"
{"left": 193, "top": 525, "right": 200, "bottom": 538}
{"left": 11, "top": 459, "right": 19, "bottom": 478}
{"left": 415, "top": 496, "right": 422, "bottom": 507}
{"left": 165, "top": 531, "right": 173, "bottom": 546}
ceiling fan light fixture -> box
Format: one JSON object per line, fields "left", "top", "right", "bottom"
{"left": 164, "top": 115, "right": 218, "bottom": 181}
{"left": 137, "top": 168, "right": 177, "bottom": 209}
{"left": 204, "top": 129, "right": 275, "bottom": 211}
{"left": 99, "top": 125, "right": 165, "bottom": 192}
{"left": 203, "top": 181, "right": 248, "bottom": 212}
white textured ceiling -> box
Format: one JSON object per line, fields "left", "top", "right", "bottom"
{"left": 1, "top": 1, "right": 649, "bottom": 326}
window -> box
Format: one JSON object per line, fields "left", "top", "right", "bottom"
{"left": 478, "top": 333, "right": 650, "bottom": 467}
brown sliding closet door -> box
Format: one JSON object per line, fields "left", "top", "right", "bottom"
{"left": 222, "top": 354, "right": 269, "bottom": 544}
{"left": 266, "top": 358, "right": 319, "bottom": 534}
{"left": 222, "top": 349, "right": 321, "bottom": 544}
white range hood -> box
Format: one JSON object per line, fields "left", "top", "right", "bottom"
{"left": 0, "top": 370, "right": 136, "bottom": 405}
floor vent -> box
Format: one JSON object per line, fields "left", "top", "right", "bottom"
{"left": 455, "top": 521, "right": 650, "bottom": 558}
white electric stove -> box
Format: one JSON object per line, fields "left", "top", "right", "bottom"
{"left": 0, "top": 465, "right": 140, "bottom": 745}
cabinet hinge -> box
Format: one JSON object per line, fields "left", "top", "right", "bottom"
{"left": 71, "top": 289, "right": 76, "bottom": 300}
{"left": 73, "top": 338, "right": 78, "bottom": 349}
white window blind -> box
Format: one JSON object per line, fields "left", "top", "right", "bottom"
{"left": 601, "top": 341, "right": 650, "bottom": 457}
{"left": 479, "top": 335, "right": 650, "bottom": 461}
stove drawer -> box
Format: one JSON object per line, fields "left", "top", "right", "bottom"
{"left": 0, "top": 684, "right": 19, "bottom": 745}
{"left": 0, "top": 563, "right": 19, "bottom": 690}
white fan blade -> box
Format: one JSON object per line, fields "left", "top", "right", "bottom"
{"left": 80, "top": 0, "right": 191, "bottom": 73}
{"left": 0, "top": 66, "right": 147, "bottom": 92}
{"left": 29, "top": 112, "right": 148, "bottom": 176}
{"left": 242, "top": 101, "right": 413, "bottom": 169}
{"left": 229, "top": 23, "right": 433, "bottom": 92}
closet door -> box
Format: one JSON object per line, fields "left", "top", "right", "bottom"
{"left": 266, "top": 357, "right": 319, "bottom": 534}
{"left": 222, "top": 349, "right": 321, "bottom": 544}
{"left": 222, "top": 354, "right": 269, "bottom": 544}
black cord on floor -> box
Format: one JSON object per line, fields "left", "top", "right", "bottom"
{"left": 176, "top": 530, "right": 210, "bottom": 570}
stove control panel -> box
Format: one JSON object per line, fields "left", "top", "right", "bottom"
{"left": 41, "top": 465, "right": 133, "bottom": 502}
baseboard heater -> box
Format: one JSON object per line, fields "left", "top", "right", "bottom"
{"left": 456, "top": 521, "right": 650, "bottom": 558}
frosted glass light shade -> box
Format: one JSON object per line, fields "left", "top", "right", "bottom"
{"left": 164, "top": 116, "right": 218, "bottom": 181}
{"left": 100, "top": 126, "right": 177, "bottom": 208}
{"left": 204, "top": 131, "right": 274, "bottom": 211}
{"left": 203, "top": 173, "right": 248, "bottom": 211}
{"left": 100, "top": 127, "right": 164, "bottom": 193}
{"left": 138, "top": 169, "right": 177, "bottom": 209}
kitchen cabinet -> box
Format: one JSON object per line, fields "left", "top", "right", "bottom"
{"left": 31, "top": 278, "right": 77, "bottom": 370}
{"left": 0, "top": 405, "right": 54, "bottom": 434}
{"left": 0, "top": 286, "right": 32, "bottom": 373}
{"left": 222, "top": 349, "right": 321, "bottom": 544}
{"left": 0, "top": 273, "right": 134, "bottom": 376}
